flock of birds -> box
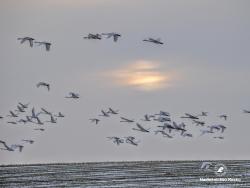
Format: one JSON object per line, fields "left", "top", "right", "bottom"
{"left": 89, "top": 108, "right": 250, "bottom": 146}
{"left": 16, "top": 32, "right": 164, "bottom": 52}
{"left": 0, "top": 81, "right": 80, "bottom": 152}
{"left": 1, "top": 32, "right": 250, "bottom": 151}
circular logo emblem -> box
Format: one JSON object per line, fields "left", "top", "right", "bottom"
{"left": 214, "top": 163, "right": 227, "bottom": 176}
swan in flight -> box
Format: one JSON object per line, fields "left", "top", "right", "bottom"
{"left": 55, "top": 112, "right": 65, "bottom": 118}
{"left": 84, "top": 33, "right": 102, "bottom": 40}
{"left": 89, "top": 118, "right": 100, "bottom": 124}
{"left": 7, "top": 111, "right": 18, "bottom": 118}
{"left": 155, "top": 111, "right": 170, "bottom": 117}
{"left": 132, "top": 123, "right": 150, "bottom": 133}
{"left": 36, "top": 82, "right": 50, "bottom": 91}
{"left": 18, "top": 102, "right": 29, "bottom": 109}
{"left": 16, "top": 105, "right": 25, "bottom": 113}
{"left": 124, "top": 136, "right": 140, "bottom": 146}
{"left": 0, "top": 140, "right": 24, "bottom": 152}
{"left": 120, "top": 117, "right": 134, "bottom": 123}
{"left": 154, "top": 130, "right": 173, "bottom": 138}
{"left": 154, "top": 116, "right": 171, "bottom": 122}
{"left": 200, "top": 130, "right": 214, "bottom": 136}
{"left": 107, "top": 137, "right": 124, "bottom": 145}
{"left": 157, "top": 123, "right": 174, "bottom": 133}
{"left": 243, "top": 110, "right": 250, "bottom": 113}
{"left": 102, "top": 32, "right": 121, "bottom": 42}
{"left": 34, "top": 117, "right": 44, "bottom": 125}
{"left": 192, "top": 120, "right": 205, "bottom": 126}
{"left": 46, "top": 115, "right": 57, "bottom": 123}
{"left": 31, "top": 107, "right": 41, "bottom": 119}
{"left": 181, "top": 113, "right": 199, "bottom": 120}
{"left": 141, "top": 114, "right": 154, "bottom": 121}
{"left": 143, "top": 37, "right": 164, "bottom": 45}
{"left": 182, "top": 133, "right": 193, "bottom": 137}
{"left": 17, "top": 37, "right": 35, "bottom": 47}
{"left": 41, "top": 108, "right": 52, "bottom": 115}
{"left": 18, "top": 119, "right": 28, "bottom": 124}
{"left": 107, "top": 108, "right": 119, "bottom": 115}
{"left": 7, "top": 121, "right": 17, "bottom": 124}
{"left": 65, "top": 92, "right": 80, "bottom": 99}
{"left": 219, "top": 114, "right": 227, "bottom": 120}
{"left": 34, "top": 41, "right": 51, "bottom": 51}
{"left": 34, "top": 128, "right": 45, "bottom": 131}
{"left": 198, "top": 112, "right": 208, "bottom": 116}
{"left": 22, "top": 139, "right": 35, "bottom": 144}
{"left": 99, "top": 110, "right": 110, "bottom": 117}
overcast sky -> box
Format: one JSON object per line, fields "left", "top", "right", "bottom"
{"left": 1, "top": 0, "right": 250, "bottom": 164}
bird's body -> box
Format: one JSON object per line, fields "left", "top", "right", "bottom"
{"left": 0, "top": 140, "right": 23, "bottom": 152}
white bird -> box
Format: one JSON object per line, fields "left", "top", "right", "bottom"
{"left": 107, "top": 137, "right": 124, "bottom": 145}
{"left": 132, "top": 123, "right": 150, "bottom": 133}
{"left": 120, "top": 117, "right": 134, "bottom": 123}
{"left": 90, "top": 118, "right": 100, "bottom": 124}
{"left": 65, "top": 92, "right": 80, "bottom": 99}
{"left": 102, "top": 32, "right": 121, "bottom": 42}
{"left": 0, "top": 140, "right": 23, "bottom": 152}
{"left": 34, "top": 41, "right": 51, "bottom": 51}
{"left": 17, "top": 37, "right": 35, "bottom": 47}
{"left": 22, "top": 139, "right": 34, "bottom": 144}
{"left": 7, "top": 111, "right": 18, "bottom": 118}
{"left": 99, "top": 110, "right": 110, "bottom": 117}
{"left": 143, "top": 37, "right": 164, "bottom": 45}
{"left": 55, "top": 112, "right": 65, "bottom": 118}
{"left": 84, "top": 33, "right": 102, "bottom": 40}
{"left": 18, "top": 102, "right": 30, "bottom": 109}
{"left": 124, "top": 136, "right": 140, "bottom": 146}
{"left": 107, "top": 108, "right": 119, "bottom": 115}
{"left": 36, "top": 82, "right": 50, "bottom": 91}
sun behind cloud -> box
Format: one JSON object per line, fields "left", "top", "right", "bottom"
{"left": 107, "top": 60, "right": 175, "bottom": 91}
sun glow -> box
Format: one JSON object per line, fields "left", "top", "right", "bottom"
{"left": 109, "top": 60, "right": 174, "bottom": 91}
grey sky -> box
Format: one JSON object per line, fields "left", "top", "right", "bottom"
{"left": 0, "top": 0, "right": 250, "bottom": 164}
